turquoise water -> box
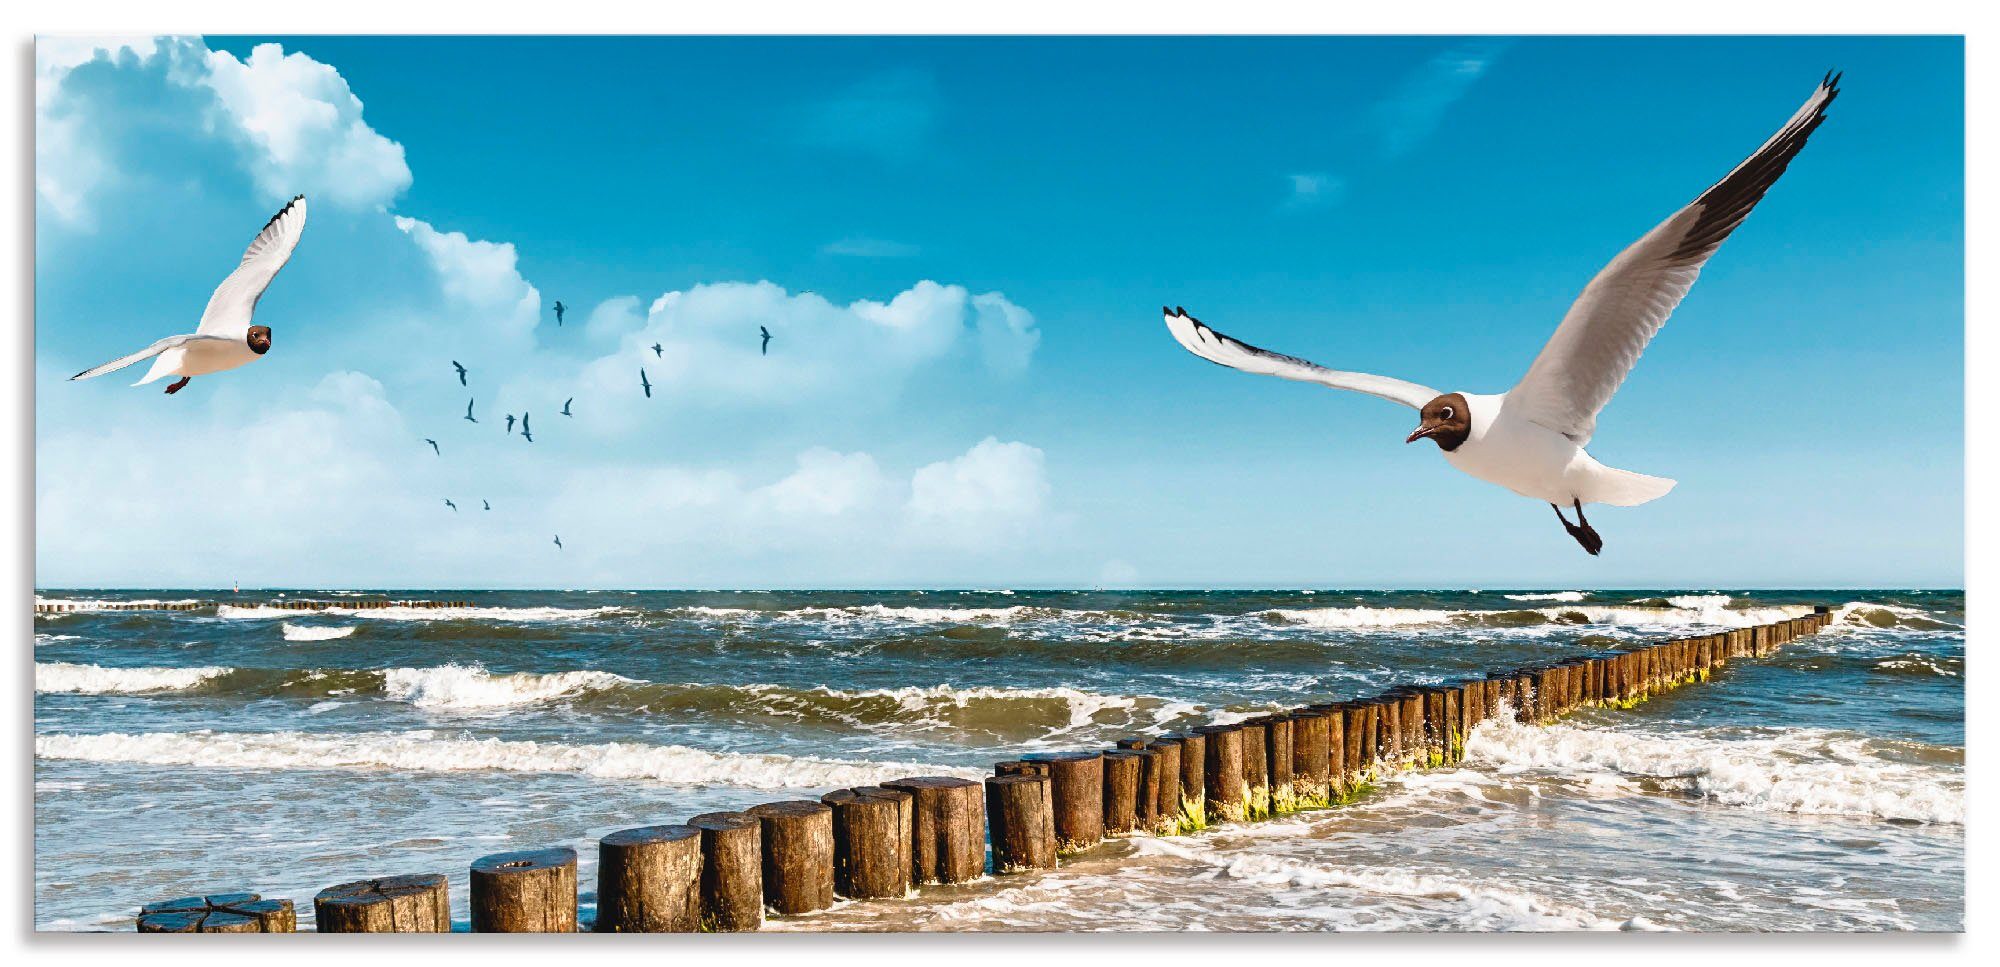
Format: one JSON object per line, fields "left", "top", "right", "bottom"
{"left": 33, "top": 589, "right": 1963, "bottom": 931}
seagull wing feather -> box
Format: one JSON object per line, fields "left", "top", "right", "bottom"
{"left": 1162, "top": 307, "right": 1438, "bottom": 410}
{"left": 70, "top": 333, "right": 234, "bottom": 381}
{"left": 197, "top": 195, "right": 308, "bottom": 337}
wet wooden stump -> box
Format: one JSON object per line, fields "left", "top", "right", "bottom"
{"left": 1264, "top": 715, "right": 1295, "bottom": 812}
{"left": 688, "top": 811, "right": 763, "bottom": 932}
{"left": 1289, "top": 711, "right": 1331, "bottom": 807}
{"left": 822, "top": 787, "right": 911, "bottom": 899}
{"left": 470, "top": 847, "right": 577, "bottom": 933}
{"left": 595, "top": 825, "right": 701, "bottom": 932}
{"left": 985, "top": 774, "right": 1057, "bottom": 873}
{"left": 1170, "top": 732, "right": 1208, "bottom": 828}
{"left": 1021, "top": 752, "right": 1104, "bottom": 853}
{"left": 1239, "top": 719, "right": 1271, "bottom": 818}
{"left": 1102, "top": 750, "right": 1142, "bottom": 835}
{"left": 1144, "top": 738, "right": 1184, "bottom": 833}
{"left": 748, "top": 800, "right": 835, "bottom": 915}
{"left": 883, "top": 776, "right": 985, "bottom": 883}
{"left": 314, "top": 874, "right": 449, "bottom": 932}
{"left": 1195, "top": 724, "right": 1246, "bottom": 823}
{"left": 140, "top": 893, "right": 294, "bottom": 933}
{"left": 995, "top": 759, "right": 1050, "bottom": 777}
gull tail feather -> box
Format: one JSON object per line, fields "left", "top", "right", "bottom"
{"left": 1583, "top": 465, "right": 1677, "bottom": 507}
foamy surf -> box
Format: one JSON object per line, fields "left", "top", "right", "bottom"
{"left": 281, "top": 623, "right": 357, "bottom": 642}
{"left": 1464, "top": 718, "right": 1963, "bottom": 824}
{"left": 217, "top": 604, "right": 624, "bottom": 623}
{"left": 34, "top": 730, "right": 982, "bottom": 789}
{"left": 381, "top": 664, "right": 639, "bottom": 710}
{"left": 1503, "top": 591, "right": 1587, "bottom": 602}
{"left": 34, "top": 662, "right": 230, "bottom": 695}
{"left": 1266, "top": 601, "right": 1812, "bottom": 632}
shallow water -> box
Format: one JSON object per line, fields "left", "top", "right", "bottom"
{"left": 33, "top": 589, "right": 1963, "bottom": 931}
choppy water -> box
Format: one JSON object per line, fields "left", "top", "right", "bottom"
{"left": 33, "top": 589, "right": 1963, "bottom": 931}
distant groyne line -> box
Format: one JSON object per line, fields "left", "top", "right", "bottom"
{"left": 132, "top": 609, "right": 1834, "bottom": 932}
{"left": 36, "top": 599, "right": 473, "bottom": 614}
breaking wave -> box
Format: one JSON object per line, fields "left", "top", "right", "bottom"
{"left": 1464, "top": 718, "right": 1963, "bottom": 825}
{"left": 34, "top": 662, "right": 230, "bottom": 695}
{"left": 217, "top": 604, "right": 624, "bottom": 623}
{"left": 280, "top": 623, "right": 357, "bottom": 642}
{"left": 1265, "top": 601, "right": 1811, "bottom": 632}
{"left": 1503, "top": 591, "right": 1587, "bottom": 602}
{"left": 34, "top": 730, "right": 982, "bottom": 789}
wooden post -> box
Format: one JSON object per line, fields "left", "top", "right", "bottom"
{"left": 1264, "top": 715, "right": 1296, "bottom": 813}
{"left": 821, "top": 787, "right": 911, "bottom": 900}
{"left": 140, "top": 893, "right": 294, "bottom": 933}
{"left": 688, "top": 811, "right": 763, "bottom": 932}
{"left": 1145, "top": 738, "right": 1184, "bottom": 833}
{"left": 1290, "top": 711, "right": 1330, "bottom": 808}
{"left": 1239, "top": 719, "right": 1270, "bottom": 819}
{"left": 1102, "top": 750, "right": 1142, "bottom": 835}
{"left": 1022, "top": 752, "right": 1104, "bottom": 852}
{"left": 747, "top": 800, "right": 834, "bottom": 915}
{"left": 595, "top": 825, "right": 701, "bottom": 932}
{"left": 314, "top": 874, "right": 450, "bottom": 932}
{"left": 470, "top": 847, "right": 576, "bottom": 933}
{"left": 1126, "top": 746, "right": 1160, "bottom": 830}
{"left": 1195, "top": 724, "right": 1246, "bottom": 823}
{"left": 985, "top": 774, "right": 1057, "bottom": 873}
{"left": 882, "top": 776, "right": 985, "bottom": 883}
{"left": 995, "top": 759, "right": 1050, "bottom": 777}
{"left": 1168, "top": 731, "right": 1207, "bottom": 829}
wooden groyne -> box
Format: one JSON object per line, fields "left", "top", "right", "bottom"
{"left": 35, "top": 599, "right": 473, "bottom": 614}
{"left": 133, "top": 609, "right": 1835, "bottom": 932}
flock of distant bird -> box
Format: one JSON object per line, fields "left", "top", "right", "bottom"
{"left": 428, "top": 301, "right": 776, "bottom": 550}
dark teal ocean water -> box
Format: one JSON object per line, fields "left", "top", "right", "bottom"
{"left": 34, "top": 589, "right": 1963, "bottom": 931}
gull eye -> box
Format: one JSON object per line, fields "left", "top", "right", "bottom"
{"left": 1441, "top": 407, "right": 1454, "bottom": 420}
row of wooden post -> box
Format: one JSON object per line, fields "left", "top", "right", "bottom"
{"left": 37, "top": 599, "right": 473, "bottom": 614}
{"left": 136, "top": 608, "right": 1834, "bottom": 932}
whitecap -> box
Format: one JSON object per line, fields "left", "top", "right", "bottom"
{"left": 34, "top": 662, "right": 229, "bottom": 695}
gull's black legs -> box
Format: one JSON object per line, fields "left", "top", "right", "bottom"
{"left": 164, "top": 377, "right": 191, "bottom": 395}
{"left": 1551, "top": 500, "right": 1604, "bottom": 556}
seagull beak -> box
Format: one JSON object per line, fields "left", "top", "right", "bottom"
{"left": 1406, "top": 423, "right": 1437, "bottom": 444}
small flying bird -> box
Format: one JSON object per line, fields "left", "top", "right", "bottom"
{"left": 640, "top": 368, "right": 653, "bottom": 398}
{"left": 444, "top": 499, "right": 458, "bottom": 512}
{"left": 505, "top": 414, "right": 516, "bottom": 433}
{"left": 561, "top": 397, "right": 573, "bottom": 416}
{"left": 463, "top": 398, "right": 478, "bottom": 423}
{"left": 521, "top": 412, "right": 533, "bottom": 443}
{"left": 759, "top": 326, "right": 772, "bottom": 356}
{"left": 482, "top": 499, "right": 491, "bottom": 511}
{"left": 553, "top": 534, "right": 563, "bottom": 550}
{"left": 452, "top": 360, "right": 467, "bottom": 386}
{"left": 1163, "top": 74, "right": 1841, "bottom": 556}
{"left": 651, "top": 343, "right": 663, "bottom": 357}
{"left": 552, "top": 300, "right": 567, "bottom": 326}
{"left": 71, "top": 195, "right": 306, "bottom": 394}
{"left": 424, "top": 438, "right": 440, "bottom": 456}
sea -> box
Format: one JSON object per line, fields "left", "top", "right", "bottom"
{"left": 31, "top": 589, "right": 1964, "bottom": 932}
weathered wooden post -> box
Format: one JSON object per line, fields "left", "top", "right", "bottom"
{"left": 1021, "top": 752, "right": 1104, "bottom": 852}
{"left": 315, "top": 874, "right": 450, "bottom": 932}
{"left": 1290, "top": 710, "right": 1330, "bottom": 809}
{"left": 1145, "top": 738, "right": 1184, "bottom": 833}
{"left": 747, "top": 800, "right": 834, "bottom": 915}
{"left": 140, "top": 893, "right": 295, "bottom": 933}
{"left": 1102, "top": 750, "right": 1142, "bottom": 835}
{"left": 1126, "top": 746, "right": 1160, "bottom": 830}
{"left": 1195, "top": 724, "right": 1246, "bottom": 823}
{"left": 821, "top": 787, "right": 911, "bottom": 900}
{"left": 595, "top": 825, "right": 701, "bottom": 932}
{"left": 1167, "top": 731, "right": 1207, "bottom": 829}
{"left": 1264, "top": 714, "right": 1296, "bottom": 813}
{"left": 470, "top": 847, "right": 577, "bottom": 933}
{"left": 985, "top": 774, "right": 1057, "bottom": 873}
{"left": 688, "top": 811, "right": 763, "bottom": 932}
{"left": 995, "top": 759, "right": 1051, "bottom": 777}
{"left": 882, "top": 776, "right": 985, "bottom": 883}
{"left": 1238, "top": 719, "right": 1271, "bottom": 819}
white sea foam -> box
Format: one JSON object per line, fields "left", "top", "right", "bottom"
{"left": 1504, "top": 591, "right": 1587, "bottom": 602}
{"left": 281, "top": 623, "right": 357, "bottom": 642}
{"left": 1464, "top": 717, "right": 1963, "bottom": 825}
{"left": 216, "top": 603, "right": 624, "bottom": 622}
{"left": 1830, "top": 601, "right": 1960, "bottom": 630}
{"left": 380, "top": 664, "right": 638, "bottom": 710}
{"left": 1266, "top": 606, "right": 1460, "bottom": 629}
{"left": 34, "top": 662, "right": 229, "bottom": 695}
{"left": 790, "top": 683, "right": 1193, "bottom": 735}
{"left": 1267, "top": 601, "right": 1809, "bottom": 631}
{"left": 34, "top": 730, "right": 982, "bottom": 789}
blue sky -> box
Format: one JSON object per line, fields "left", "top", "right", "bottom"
{"left": 34, "top": 35, "right": 1963, "bottom": 589}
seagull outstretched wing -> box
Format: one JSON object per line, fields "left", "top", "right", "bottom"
{"left": 1163, "top": 307, "right": 1439, "bottom": 410}
{"left": 198, "top": 195, "right": 308, "bottom": 338}
{"left": 1507, "top": 74, "right": 1840, "bottom": 446}
{"left": 70, "top": 333, "right": 235, "bottom": 382}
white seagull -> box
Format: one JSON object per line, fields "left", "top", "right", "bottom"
{"left": 1165, "top": 74, "right": 1839, "bottom": 555}
{"left": 71, "top": 195, "right": 307, "bottom": 394}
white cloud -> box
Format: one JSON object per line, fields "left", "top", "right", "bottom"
{"left": 202, "top": 43, "right": 411, "bottom": 208}
{"left": 393, "top": 215, "right": 543, "bottom": 346}
{"left": 909, "top": 438, "right": 1051, "bottom": 545}
{"left": 971, "top": 292, "right": 1040, "bottom": 377}
{"left": 1372, "top": 41, "right": 1509, "bottom": 161}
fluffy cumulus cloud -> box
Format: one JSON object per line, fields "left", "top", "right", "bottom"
{"left": 35, "top": 36, "right": 1060, "bottom": 587}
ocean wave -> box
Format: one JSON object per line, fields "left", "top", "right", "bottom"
{"left": 216, "top": 604, "right": 625, "bottom": 623}
{"left": 1266, "top": 601, "right": 1810, "bottom": 632}
{"left": 1503, "top": 591, "right": 1587, "bottom": 602}
{"left": 381, "top": 664, "right": 639, "bottom": 710}
{"left": 1830, "top": 601, "right": 1961, "bottom": 632}
{"left": 1464, "top": 718, "right": 1963, "bottom": 825}
{"left": 281, "top": 623, "right": 357, "bottom": 642}
{"left": 34, "top": 730, "right": 982, "bottom": 789}
{"left": 35, "top": 662, "right": 230, "bottom": 695}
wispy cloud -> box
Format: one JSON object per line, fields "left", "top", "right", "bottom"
{"left": 1371, "top": 40, "right": 1511, "bottom": 161}
{"left": 822, "top": 236, "right": 920, "bottom": 258}
{"left": 797, "top": 69, "right": 940, "bottom": 161}
{"left": 1282, "top": 172, "right": 1344, "bottom": 211}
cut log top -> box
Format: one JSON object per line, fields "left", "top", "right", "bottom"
{"left": 472, "top": 846, "right": 576, "bottom": 875}
{"left": 688, "top": 810, "right": 760, "bottom": 831}
{"left": 601, "top": 824, "right": 700, "bottom": 848}
{"left": 882, "top": 775, "right": 980, "bottom": 790}
{"left": 138, "top": 892, "right": 295, "bottom": 933}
